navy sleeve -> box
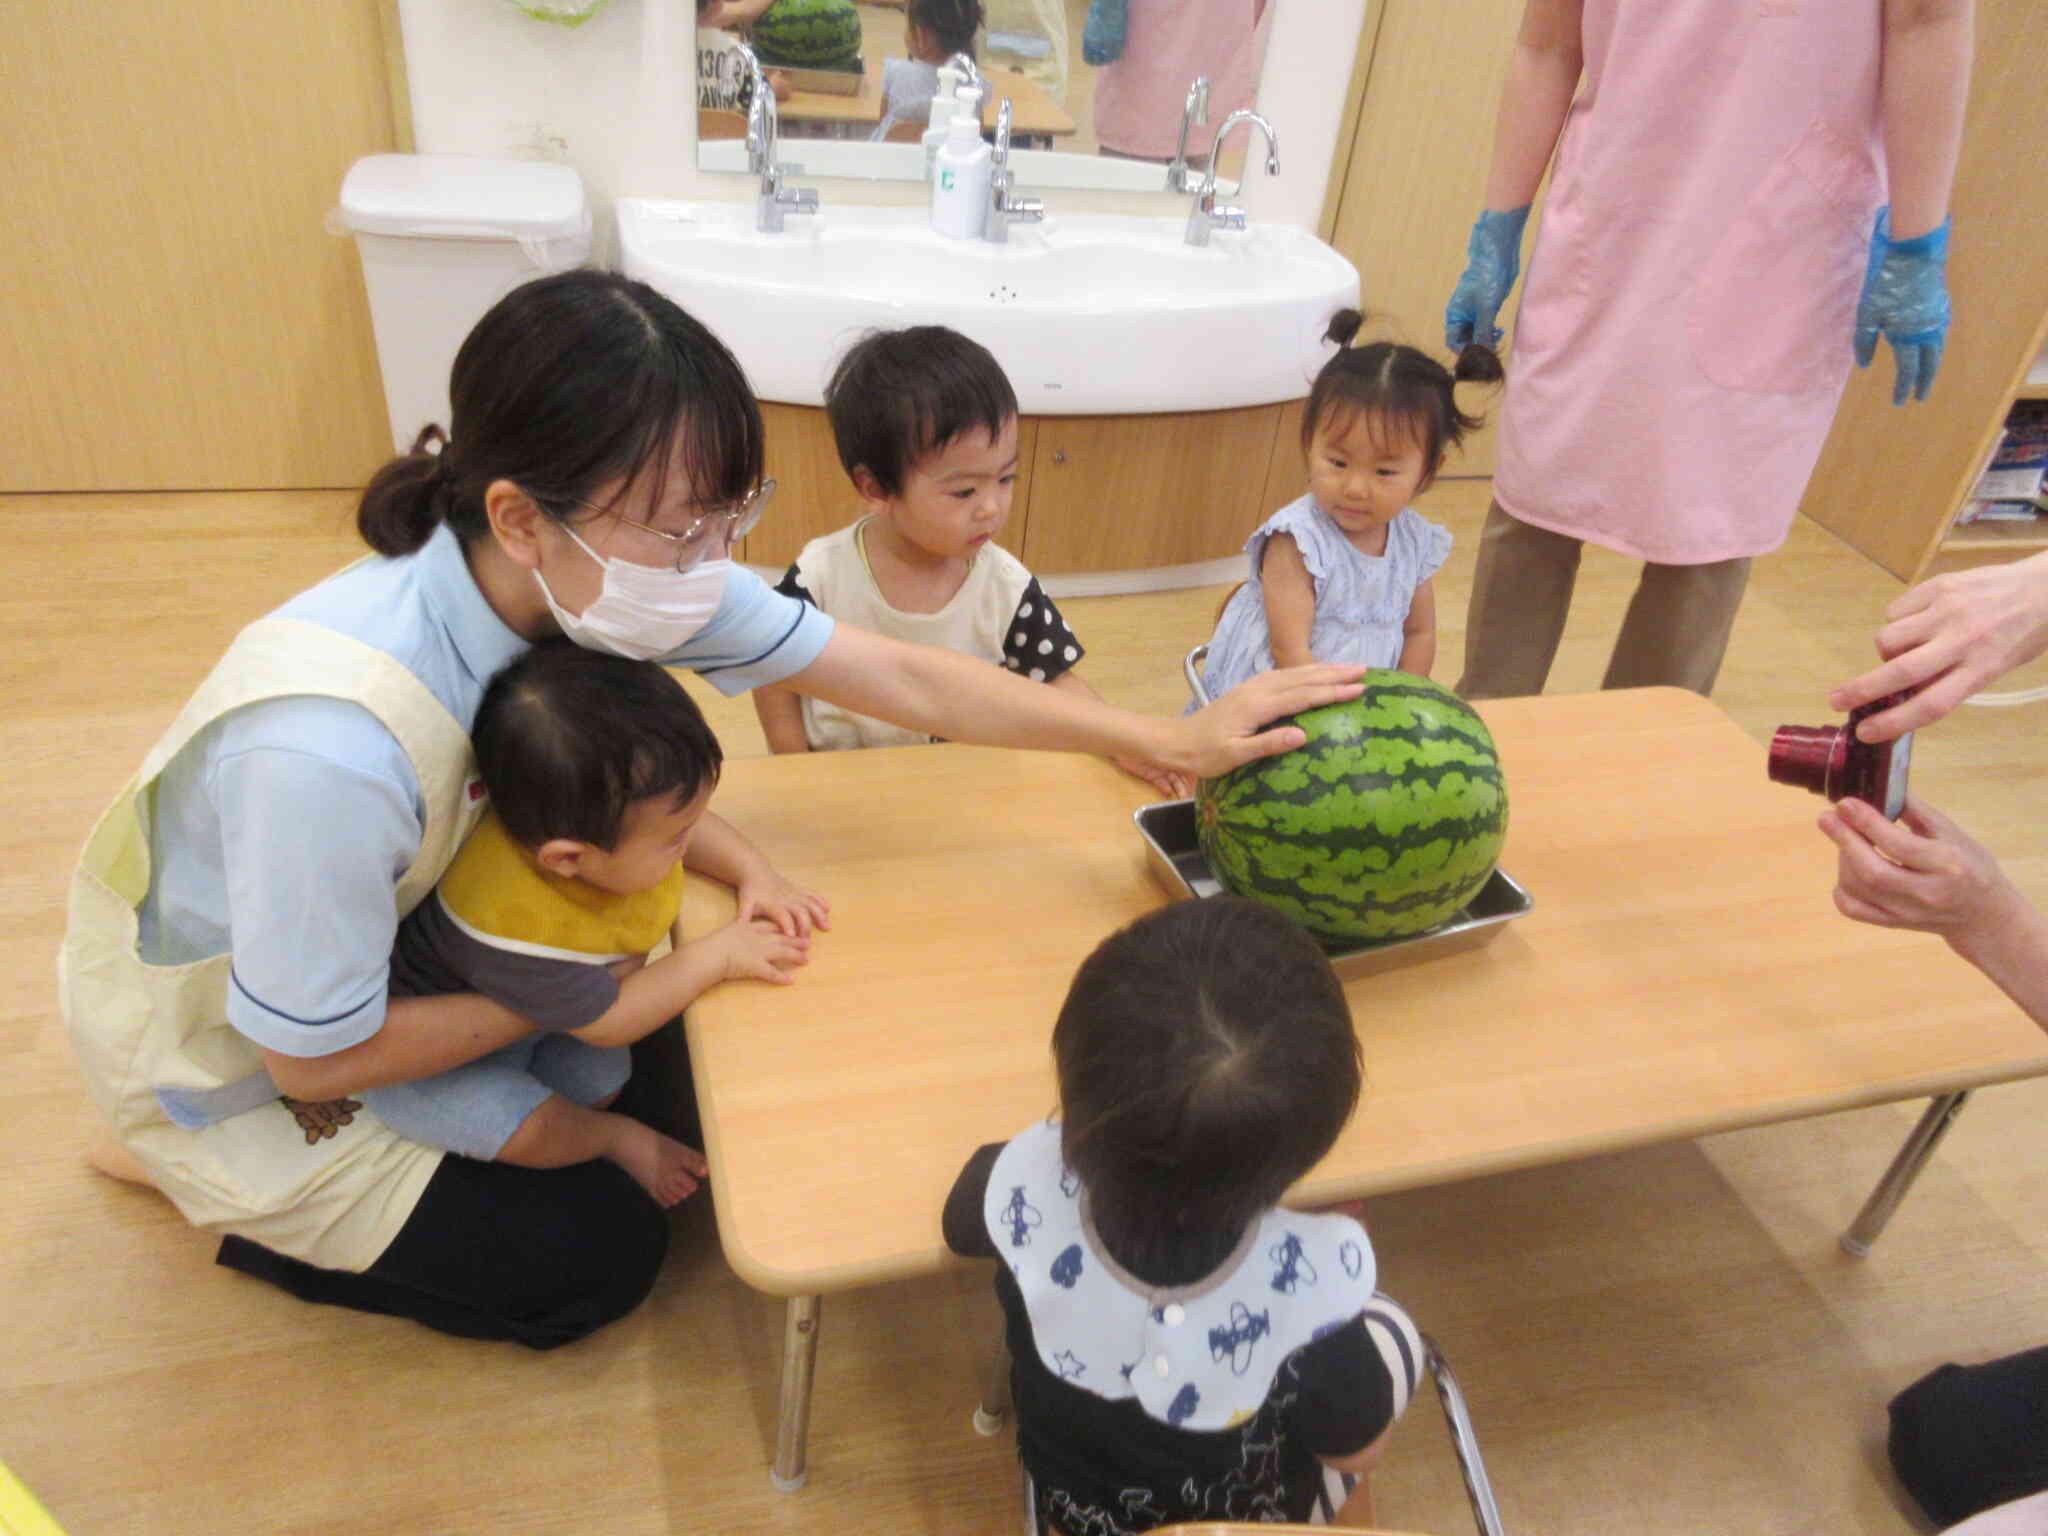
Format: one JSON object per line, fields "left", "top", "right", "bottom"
{"left": 942, "top": 1142, "right": 1005, "bottom": 1258}
{"left": 1000, "top": 579, "right": 1084, "bottom": 682}
{"left": 1291, "top": 1318, "right": 1397, "bottom": 1458}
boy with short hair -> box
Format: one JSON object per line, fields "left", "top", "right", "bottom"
{"left": 752, "top": 325, "right": 1190, "bottom": 796}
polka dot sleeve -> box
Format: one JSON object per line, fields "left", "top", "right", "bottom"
{"left": 1001, "top": 579, "right": 1084, "bottom": 682}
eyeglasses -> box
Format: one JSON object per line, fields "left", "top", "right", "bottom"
{"left": 580, "top": 479, "right": 778, "bottom": 570}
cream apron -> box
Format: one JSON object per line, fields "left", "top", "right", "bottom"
{"left": 59, "top": 615, "right": 489, "bottom": 1272}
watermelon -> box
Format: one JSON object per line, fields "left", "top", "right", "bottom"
{"left": 1195, "top": 672, "right": 1508, "bottom": 946}
{"left": 749, "top": 0, "right": 863, "bottom": 69}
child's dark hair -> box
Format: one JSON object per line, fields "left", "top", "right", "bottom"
{"left": 908, "top": 0, "right": 982, "bottom": 58}
{"left": 1304, "top": 308, "right": 1500, "bottom": 475}
{"left": 357, "top": 269, "right": 765, "bottom": 560}
{"left": 1053, "top": 899, "right": 1362, "bottom": 1279}
{"left": 471, "top": 642, "right": 724, "bottom": 852}
{"left": 825, "top": 326, "right": 1017, "bottom": 496}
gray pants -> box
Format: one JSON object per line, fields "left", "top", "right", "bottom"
{"left": 1457, "top": 500, "right": 1753, "bottom": 700}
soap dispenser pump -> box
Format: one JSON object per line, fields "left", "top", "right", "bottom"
{"left": 931, "top": 106, "right": 992, "bottom": 239}
{"left": 921, "top": 91, "right": 958, "bottom": 180}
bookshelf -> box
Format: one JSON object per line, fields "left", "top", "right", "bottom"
{"left": 1798, "top": 0, "right": 2048, "bottom": 582}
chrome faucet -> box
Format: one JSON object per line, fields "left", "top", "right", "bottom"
{"left": 734, "top": 41, "right": 819, "bottom": 233}
{"left": 987, "top": 99, "right": 1045, "bottom": 244}
{"left": 1166, "top": 77, "right": 1210, "bottom": 194}
{"left": 1184, "top": 109, "right": 1279, "bottom": 247}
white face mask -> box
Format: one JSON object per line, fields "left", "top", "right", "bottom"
{"left": 533, "top": 523, "right": 731, "bottom": 661}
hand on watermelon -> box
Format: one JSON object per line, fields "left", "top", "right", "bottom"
{"left": 1178, "top": 663, "right": 1369, "bottom": 777}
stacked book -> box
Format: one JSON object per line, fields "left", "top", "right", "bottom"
{"left": 1958, "top": 400, "right": 2048, "bottom": 525}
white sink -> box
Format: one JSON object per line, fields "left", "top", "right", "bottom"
{"left": 616, "top": 198, "right": 1360, "bottom": 415}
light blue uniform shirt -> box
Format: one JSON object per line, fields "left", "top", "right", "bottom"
{"left": 138, "top": 526, "right": 833, "bottom": 1059}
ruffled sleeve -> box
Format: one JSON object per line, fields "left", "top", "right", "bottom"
{"left": 1246, "top": 495, "right": 1336, "bottom": 593}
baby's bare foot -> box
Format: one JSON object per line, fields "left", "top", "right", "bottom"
{"left": 84, "top": 1126, "right": 159, "bottom": 1189}
{"left": 609, "top": 1121, "right": 708, "bottom": 1209}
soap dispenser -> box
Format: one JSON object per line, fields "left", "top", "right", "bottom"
{"left": 931, "top": 107, "right": 992, "bottom": 239}
{"left": 921, "top": 91, "right": 958, "bottom": 180}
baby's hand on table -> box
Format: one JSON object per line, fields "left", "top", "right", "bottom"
{"left": 1114, "top": 754, "right": 1195, "bottom": 800}
{"left": 696, "top": 915, "right": 812, "bottom": 986}
{"left": 736, "top": 868, "right": 832, "bottom": 938}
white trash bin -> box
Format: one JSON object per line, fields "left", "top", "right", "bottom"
{"left": 337, "top": 154, "right": 591, "bottom": 453}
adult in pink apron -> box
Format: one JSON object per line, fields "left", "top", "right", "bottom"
{"left": 1445, "top": 0, "right": 1971, "bottom": 699}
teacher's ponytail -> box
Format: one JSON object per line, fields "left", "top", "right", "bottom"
{"left": 357, "top": 424, "right": 457, "bottom": 557}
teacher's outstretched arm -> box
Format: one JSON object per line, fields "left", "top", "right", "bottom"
{"left": 786, "top": 623, "right": 1367, "bottom": 781}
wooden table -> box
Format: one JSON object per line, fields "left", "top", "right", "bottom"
{"left": 775, "top": 58, "right": 1075, "bottom": 146}
{"left": 680, "top": 688, "right": 2048, "bottom": 1490}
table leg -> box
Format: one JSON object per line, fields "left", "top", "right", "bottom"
{"left": 1424, "top": 1335, "right": 1507, "bottom": 1536}
{"left": 1840, "top": 1091, "right": 1971, "bottom": 1257}
{"left": 770, "top": 1294, "right": 822, "bottom": 1493}
{"left": 972, "top": 1333, "right": 1012, "bottom": 1436}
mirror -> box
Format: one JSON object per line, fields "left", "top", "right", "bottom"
{"left": 694, "top": 0, "right": 1263, "bottom": 189}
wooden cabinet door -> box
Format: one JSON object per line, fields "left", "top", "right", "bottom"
{"left": 1020, "top": 407, "right": 1281, "bottom": 576}
{"left": 0, "top": 0, "right": 400, "bottom": 491}
{"left": 1324, "top": 0, "right": 1527, "bottom": 479}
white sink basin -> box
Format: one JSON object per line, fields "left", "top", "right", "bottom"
{"left": 616, "top": 198, "right": 1360, "bottom": 415}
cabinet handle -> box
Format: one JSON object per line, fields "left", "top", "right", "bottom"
{"left": 1052, "top": 450, "right": 1067, "bottom": 465}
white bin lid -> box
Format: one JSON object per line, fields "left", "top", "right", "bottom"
{"left": 338, "top": 154, "right": 588, "bottom": 241}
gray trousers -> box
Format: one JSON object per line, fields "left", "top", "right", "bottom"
{"left": 1457, "top": 500, "right": 1753, "bottom": 700}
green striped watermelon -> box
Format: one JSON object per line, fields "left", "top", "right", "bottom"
{"left": 1196, "top": 672, "right": 1508, "bottom": 945}
{"left": 749, "top": 0, "right": 863, "bottom": 69}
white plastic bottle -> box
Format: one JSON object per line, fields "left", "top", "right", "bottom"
{"left": 921, "top": 91, "right": 958, "bottom": 181}
{"left": 931, "top": 109, "right": 992, "bottom": 239}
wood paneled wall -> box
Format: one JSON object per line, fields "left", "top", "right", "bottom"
{"left": 0, "top": 0, "right": 400, "bottom": 492}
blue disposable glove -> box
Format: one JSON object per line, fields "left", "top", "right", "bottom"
{"left": 1854, "top": 207, "right": 1951, "bottom": 406}
{"left": 1444, "top": 205, "right": 1531, "bottom": 352}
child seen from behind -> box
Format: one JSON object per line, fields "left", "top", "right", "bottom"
{"left": 753, "top": 325, "right": 1191, "bottom": 795}
{"left": 875, "top": 0, "right": 984, "bottom": 140}
{"left": 365, "top": 643, "right": 827, "bottom": 1208}
{"left": 944, "top": 897, "right": 1423, "bottom": 1531}
{"left": 1198, "top": 310, "right": 1500, "bottom": 705}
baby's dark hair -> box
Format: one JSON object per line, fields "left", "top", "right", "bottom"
{"left": 908, "top": 0, "right": 982, "bottom": 57}
{"left": 825, "top": 326, "right": 1017, "bottom": 496}
{"left": 471, "top": 642, "right": 724, "bottom": 852}
{"left": 1053, "top": 899, "right": 1362, "bottom": 1278}
{"left": 1304, "top": 308, "right": 1500, "bottom": 475}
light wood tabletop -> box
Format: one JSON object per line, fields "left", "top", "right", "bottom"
{"left": 683, "top": 686, "right": 2048, "bottom": 1300}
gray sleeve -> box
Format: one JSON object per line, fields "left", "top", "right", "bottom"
{"left": 392, "top": 895, "right": 621, "bottom": 1034}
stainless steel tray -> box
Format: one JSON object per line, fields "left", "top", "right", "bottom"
{"left": 1133, "top": 799, "right": 1532, "bottom": 979}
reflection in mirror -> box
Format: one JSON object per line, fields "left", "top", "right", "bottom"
{"left": 694, "top": 0, "right": 1265, "bottom": 189}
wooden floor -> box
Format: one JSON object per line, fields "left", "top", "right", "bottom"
{"left": 4, "top": 479, "right": 2045, "bottom": 1535}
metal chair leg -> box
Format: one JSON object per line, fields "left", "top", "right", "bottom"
{"left": 1840, "top": 1091, "right": 1970, "bottom": 1257}
{"left": 1424, "top": 1334, "right": 1506, "bottom": 1536}
{"left": 770, "top": 1294, "right": 822, "bottom": 1493}
{"left": 973, "top": 1333, "right": 1013, "bottom": 1436}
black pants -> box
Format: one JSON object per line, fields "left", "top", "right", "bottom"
{"left": 1889, "top": 1345, "right": 2048, "bottom": 1527}
{"left": 216, "top": 1022, "right": 694, "bottom": 1349}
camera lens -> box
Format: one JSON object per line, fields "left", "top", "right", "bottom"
{"left": 1767, "top": 723, "right": 1846, "bottom": 798}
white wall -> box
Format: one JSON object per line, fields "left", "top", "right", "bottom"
{"left": 397, "top": 0, "right": 1368, "bottom": 247}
